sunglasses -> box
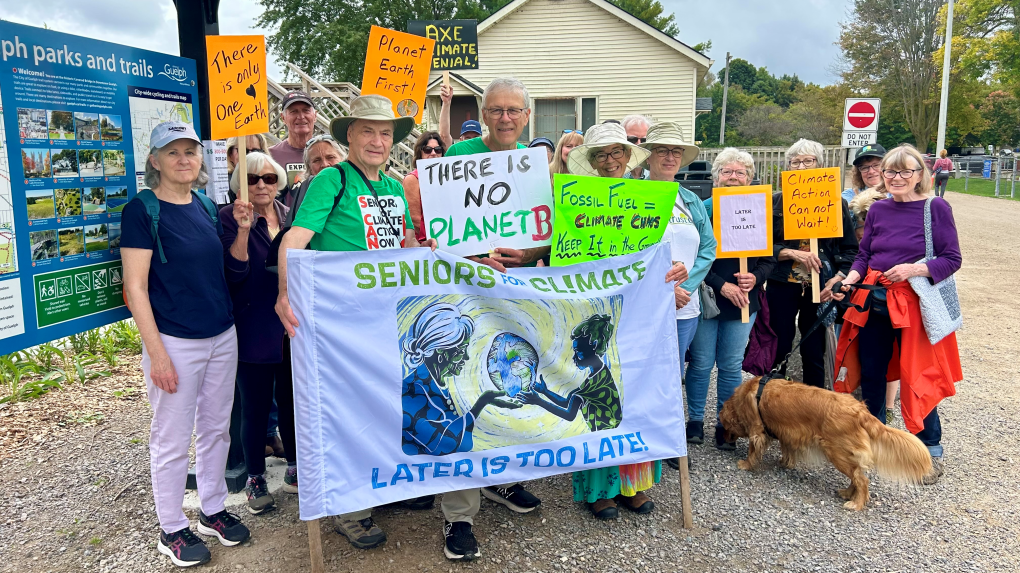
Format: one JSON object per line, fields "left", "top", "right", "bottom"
{"left": 563, "top": 129, "right": 583, "bottom": 134}
{"left": 247, "top": 173, "right": 279, "bottom": 186}
{"left": 305, "top": 134, "right": 336, "bottom": 148}
{"left": 421, "top": 145, "right": 443, "bottom": 154}
{"left": 627, "top": 136, "right": 646, "bottom": 144}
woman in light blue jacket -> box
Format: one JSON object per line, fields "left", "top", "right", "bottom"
{"left": 641, "top": 122, "right": 716, "bottom": 469}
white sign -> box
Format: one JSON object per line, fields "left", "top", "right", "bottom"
{"left": 203, "top": 140, "right": 230, "bottom": 204}
{"left": 719, "top": 194, "right": 768, "bottom": 253}
{"left": 417, "top": 148, "right": 553, "bottom": 257}
{"left": 841, "top": 131, "right": 878, "bottom": 148}
{"left": 287, "top": 244, "right": 685, "bottom": 519}
{"left": 843, "top": 98, "right": 881, "bottom": 132}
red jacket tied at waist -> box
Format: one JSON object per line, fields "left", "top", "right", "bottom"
{"left": 834, "top": 269, "right": 962, "bottom": 433}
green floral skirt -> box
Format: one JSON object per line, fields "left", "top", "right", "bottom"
{"left": 572, "top": 461, "right": 662, "bottom": 503}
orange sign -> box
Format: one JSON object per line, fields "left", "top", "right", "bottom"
{"left": 206, "top": 35, "right": 269, "bottom": 140}
{"left": 781, "top": 167, "right": 843, "bottom": 240}
{"left": 360, "top": 26, "right": 435, "bottom": 124}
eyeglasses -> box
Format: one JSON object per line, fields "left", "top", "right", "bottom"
{"left": 720, "top": 169, "right": 748, "bottom": 177}
{"left": 305, "top": 134, "right": 336, "bottom": 148}
{"left": 484, "top": 107, "right": 525, "bottom": 120}
{"left": 858, "top": 164, "right": 881, "bottom": 173}
{"left": 627, "top": 136, "right": 646, "bottom": 144}
{"left": 789, "top": 158, "right": 818, "bottom": 168}
{"left": 592, "top": 148, "right": 626, "bottom": 164}
{"left": 652, "top": 147, "right": 686, "bottom": 159}
{"left": 883, "top": 168, "right": 922, "bottom": 179}
{"left": 563, "top": 129, "right": 583, "bottom": 134}
{"left": 421, "top": 145, "right": 443, "bottom": 155}
{"left": 247, "top": 173, "right": 279, "bottom": 186}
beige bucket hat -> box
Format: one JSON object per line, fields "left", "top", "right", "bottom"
{"left": 567, "top": 123, "right": 652, "bottom": 177}
{"left": 640, "top": 121, "right": 700, "bottom": 168}
{"left": 330, "top": 94, "right": 416, "bottom": 145}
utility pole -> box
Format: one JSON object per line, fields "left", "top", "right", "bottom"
{"left": 719, "top": 52, "right": 732, "bottom": 146}
{"left": 935, "top": 0, "right": 954, "bottom": 155}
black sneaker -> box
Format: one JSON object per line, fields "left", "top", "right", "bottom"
{"left": 283, "top": 467, "right": 298, "bottom": 494}
{"left": 715, "top": 425, "right": 736, "bottom": 451}
{"left": 157, "top": 527, "right": 211, "bottom": 567}
{"left": 444, "top": 521, "right": 480, "bottom": 561}
{"left": 197, "top": 510, "right": 251, "bottom": 546}
{"left": 482, "top": 484, "right": 541, "bottom": 513}
{"left": 400, "top": 495, "right": 436, "bottom": 510}
{"left": 245, "top": 474, "right": 275, "bottom": 515}
{"left": 686, "top": 421, "right": 704, "bottom": 444}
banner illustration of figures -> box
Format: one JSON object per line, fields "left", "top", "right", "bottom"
{"left": 551, "top": 174, "right": 677, "bottom": 266}
{"left": 361, "top": 26, "right": 435, "bottom": 123}
{"left": 287, "top": 244, "right": 684, "bottom": 519}
{"left": 417, "top": 148, "right": 553, "bottom": 257}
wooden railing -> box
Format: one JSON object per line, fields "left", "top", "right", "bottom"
{"left": 697, "top": 146, "right": 847, "bottom": 190}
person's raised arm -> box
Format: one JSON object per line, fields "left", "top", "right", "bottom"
{"left": 275, "top": 226, "right": 314, "bottom": 337}
{"left": 439, "top": 84, "right": 454, "bottom": 149}
{"left": 122, "top": 248, "right": 178, "bottom": 394}
{"left": 224, "top": 199, "right": 254, "bottom": 282}
{"left": 402, "top": 174, "right": 425, "bottom": 241}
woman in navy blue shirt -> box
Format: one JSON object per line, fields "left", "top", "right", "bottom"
{"left": 220, "top": 151, "right": 295, "bottom": 514}
{"left": 121, "top": 122, "right": 249, "bottom": 568}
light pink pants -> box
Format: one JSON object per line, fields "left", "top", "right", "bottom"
{"left": 143, "top": 327, "right": 238, "bottom": 534}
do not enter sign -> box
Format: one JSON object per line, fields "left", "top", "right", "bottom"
{"left": 843, "top": 98, "right": 881, "bottom": 132}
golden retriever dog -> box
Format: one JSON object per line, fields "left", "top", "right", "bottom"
{"left": 718, "top": 376, "right": 931, "bottom": 510}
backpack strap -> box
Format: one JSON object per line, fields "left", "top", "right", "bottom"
{"left": 265, "top": 163, "right": 347, "bottom": 273}
{"left": 134, "top": 189, "right": 167, "bottom": 264}
{"left": 191, "top": 191, "right": 219, "bottom": 233}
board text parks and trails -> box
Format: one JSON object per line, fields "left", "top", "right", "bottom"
{"left": 550, "top": 174, "right": 677, "bottom": 266}
{"left": 361, "top": 26, "right": 435, "bottom": 124}
{"left": 407, "top": 20, "right": 479, "bottom": 70}
{"left": 417, "top": 148, "right": 553, "bottom": 257}
{"left": 0, "top": 21, "right": 200, "bottom": 354}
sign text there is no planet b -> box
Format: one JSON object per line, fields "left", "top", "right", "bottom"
{"left": 407, "top": 20, "right": 478, "bottom": 70}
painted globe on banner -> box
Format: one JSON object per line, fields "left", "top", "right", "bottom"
{"left": 485, "top": 333, "right": 539, "bottom": 398}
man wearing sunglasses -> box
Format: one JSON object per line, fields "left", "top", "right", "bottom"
{"left": 621, "top": 115, "right": 653, "bottom": 179}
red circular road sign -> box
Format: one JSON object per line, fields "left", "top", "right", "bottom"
{"left": 847, "top": 101, "right": 877, "bottom": 129}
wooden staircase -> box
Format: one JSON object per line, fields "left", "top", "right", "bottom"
{"left": 267, "top": 63, "right": 420, "bottom": 178}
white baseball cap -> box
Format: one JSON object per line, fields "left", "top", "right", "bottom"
{"left": 149, "top": 121, "right": 203, "bottom": 150}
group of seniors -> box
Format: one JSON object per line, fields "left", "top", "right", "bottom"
{"left": 123, "top": 74, "right": 963, "bottom": 568}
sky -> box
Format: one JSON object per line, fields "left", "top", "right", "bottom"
{"left": 0, "top": 0, "right": 849, "bottom": 85}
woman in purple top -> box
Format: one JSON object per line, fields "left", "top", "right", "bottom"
{"left": 837, "top": 144, "right": 962, "bottom": 485}
{"left": 220, "top": 151, "right": 297, "bottom": 514}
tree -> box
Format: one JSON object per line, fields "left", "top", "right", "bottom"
{"left": 979, "top": 90, "right": 1020, "bottom": 146}
{"left": 607, "top": 0, "right": 679, "bottom": 36}
{"left": 839, "top": 0, "right": 945, "bottom": 151}
{"left": 735, "top": 103, "right": 791, "bottom": 146}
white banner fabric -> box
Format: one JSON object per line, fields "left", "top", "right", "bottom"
{"left": 287, "top": 243, "right": 685, "bottom": 520}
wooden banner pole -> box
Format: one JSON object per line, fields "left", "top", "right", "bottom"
{"left": 809, "top": 238, "right": 820, "bottom": 303}
{"left": 678, "top": 455, "right": 694, "bottom": 528}
{"left": 307, "top": 519, "right": 325, "bottom": 573}
{"left": 739, "top": 257, "right": 749, "bottom": 323}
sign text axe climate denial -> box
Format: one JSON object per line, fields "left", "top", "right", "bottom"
{"left": 407, "top": 20, "right": 479, "bottom": 70}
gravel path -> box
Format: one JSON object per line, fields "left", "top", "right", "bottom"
{"left": 2, "top": 190, "right": 1019, "bottom": 573}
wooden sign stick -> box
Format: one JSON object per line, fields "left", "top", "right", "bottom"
{"left": 809, "top": 238, "right": 820, "bottom": 303}
{"left": 307, "top": 519, "right": 325, "bottom": 573}
{"left": 739, "top": 257, "right": 749, "bottom": 323}
{"left": 678, "top": 455, "right": 694, "bottom": 528}
{"left": 238, "top": 136, "right": 249, "bottom": 225}
{"left": 443, "top": 70, "right": 450, "bottom": 88}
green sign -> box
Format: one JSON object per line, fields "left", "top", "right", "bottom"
{"left": 551, "top": 174, "right": 678, "bottom": 266}
{"left": 33, "top": 260, "right": 124, "bottom": 328}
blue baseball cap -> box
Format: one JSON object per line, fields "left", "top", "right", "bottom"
{"left": 529, "top": 137, "right": 555, "bottom": 149}
{"left": 460, "top": 120, "right": 482, "bottom": 136}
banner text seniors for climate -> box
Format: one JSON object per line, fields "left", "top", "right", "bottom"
{"left": 287, "top": 243, "right": 685, "bottom": 519}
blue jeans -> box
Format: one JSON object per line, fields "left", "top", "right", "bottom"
{"left": 685, "top": 313, "right": 756, "bottom": 422}
{"left": 676, "top": 317, "right": 699, "bottom": 379}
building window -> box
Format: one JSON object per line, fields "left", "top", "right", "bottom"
{"left": 534, "top": 98, "right": 578, "bottom": 141}
{"left": 581, "top": 98, "right": 597, "bottom": 133}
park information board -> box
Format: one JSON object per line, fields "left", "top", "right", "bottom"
{"left": 0, "top": 21, "right": 200, "bottom": 354}
{"left": 550, "top": 174, "right": 677, "bottom": 266}
{"left": 417, "top": 148, "right": 553, "bottom": 257}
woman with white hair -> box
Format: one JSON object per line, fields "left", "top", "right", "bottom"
{"left": 686, "top": 148, "right": 777, "bottom": 449}
{"left": 121, "top": 122, "right": 250, "bottom": 567}
{"left": 767, "top": 139, "right": 858, "bottom": 388}
{"left": 220, "top": 151, "right": 298, "bottom": 514}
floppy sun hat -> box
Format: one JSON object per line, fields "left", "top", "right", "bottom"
{"left": 329, "top": 94, "right": 416, "bottom": 146}
{"left": 640, "top": 121, "right": 700, "bottom": 169}
{"left": 567, "top": 123, "right": 651, "bottom": 177}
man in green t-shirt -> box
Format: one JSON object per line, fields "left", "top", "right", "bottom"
{"left": 446, "top": 77, "right": 550, "bottom": 270}
{"left": 275, "top": 94, "right": 441, "bottom": 553}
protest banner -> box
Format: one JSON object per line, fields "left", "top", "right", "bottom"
{"left": 711, "top": 185, "right": 773, "bottom": 322}
{"left": 0, "top": 21, "right": 201, "bottom": 355}
{"left": 407, "top": 19, "right": 478, "bottom": 88}
{"left": 361, "top": 26, "right": 435, "bottom": 124}
{"left": 781, "top": 167, "right": 842, "bottom": 302}
{"left": 287, "top": 243, "right": 686, "bottom": 519}
{"left": 550, "top": 174, "right": 677, "bottom": 267}
{"left": 417, "top": 148, "right": 553, "bottom": 257}
{"left": 206, "top": 35, "right": 268, "bottom": 209}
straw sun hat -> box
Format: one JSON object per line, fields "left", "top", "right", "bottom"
{"left": 640, "top": 121, "right": 700, "bottom": 168}
{"left": 329, "top": 94, "right": 416, "bottom": 145}
{"left": 567, "top": 123, "right": 651, "bottom": 177}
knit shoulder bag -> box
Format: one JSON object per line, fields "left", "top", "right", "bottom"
{"left": 907, "top": 197, "right": 962, "bottom": 344}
